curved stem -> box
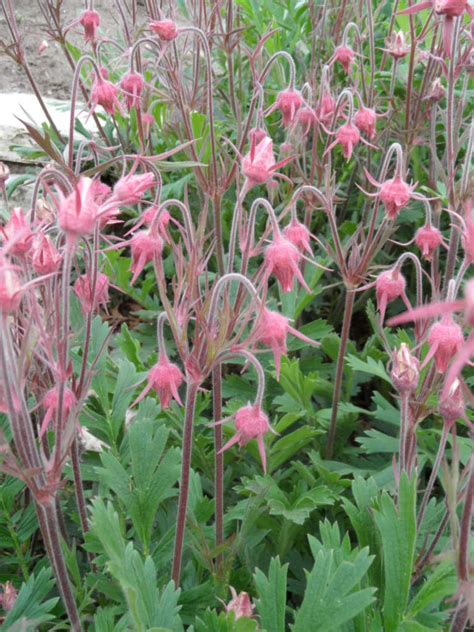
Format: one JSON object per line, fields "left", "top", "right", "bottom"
{"left": 325, "top": 289, "right": 355, "bottom": 458}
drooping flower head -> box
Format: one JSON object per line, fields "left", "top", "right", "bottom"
{"left": 220, "top": 403, "right": 270, "bottom": 472}
{"left": 79, "top": 9, "right": 100, "bottom": 44}
{"left": 391, "top": 343, "right": 419, "bottom": 393}
{"left": 40, "top": 387, "right": 76, "bottom": 438}
{"left": 224, "top": 587, "right": 255, "bottom": 620}
{"left": 334, "top": 123, "right": 360, "bottom": 160}
{"left": 120, "top": 71, "right": 144, "bottom": 111}
{"left": 0, "top": 582, "right": 17, "bottom": 612}
{"left": 241, "top": 135, "right": 292, "bottom": 191}
{"left": 31, "top": 235, "right": 61, "bottom": 275}
{"left": 132, "top": 355, "right": 184, "bottom": 409}
{"left": 150, "top": 19, "right": 179, "bottom": 41}
{"left": 375, "top": 268, "right": 407, "bottom": 322}
{"left": 333, "top": 45, "right": 355, "bottom": 73}
{"left": 316, "top": 93, "right": 336, "bottom": 124}
{"left": 264, "top": 235, "right": 310, "bottom": 294}
{"left": 270, "top": 89, "right": 303, "bottom": 127}
{"left": 383, "top": 31, "right": 410, "bottom": 59}
{"left": 129, "top": 230, "right": 163, "bottom": 284}
{"left": 58, "top": 177, "right": 99, "bottom": 238}
{"left": 0, "top": 263, "right": 22, "bottom": 314}
{"left": 354, "top": 107, "right": 377, "bottom": 140}
{"left": 415, "top": 224, "right": 443, "bottom": 261}
{"left": 91, "top": 71, "right": 122, "bottom": 116}
{"left": 112, "top": 172, "right": 155, "bottom": 206}
{"left": 1, "top": 208, "right": 33, "bottom": 257}
{"left": 439, "top": 378, "right": 466, "bottom": 427}
{"left": 364, "top": 170, "right": 418, "bottom": 220}
{"left": 283, "top": 218, "right": 312, "bottom": 255}
{"left": 296, "top": 106, "right": 317, "bottom": 135}
{"left": 425, "top": 315, "right": 464, "bottom": 372}
{"left": 73, "top": 272, "right": 110, "bottom": 314}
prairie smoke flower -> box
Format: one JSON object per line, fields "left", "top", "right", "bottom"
{"left": 328, "top": 123, "right": 361, "bottom": 161}
{"left": 225, "top": 587, "right": 255, "bottom": 620}
{"left": 253, "top": 308, "right": 319, "bottom": 379}
{"left": 91, "top": 72, "right": 122, "bottom": 116}
{"left": 269, "top": 89, "right": 303, "bottom": 127}
{"left": 219, "top": 403, "right": 270, "bottom": 472}
{"left": 375, "top": 268, "right": 408, "bottom": 322}
{"left": 316, "top": 94, "right": 336, "bottom": 124}
{"left": 283, "top": 218, "right": 312, "bottom": 254}
{"left": 112, "top": 172, "right": 155, "bottom": 206}
{"left": 0, "top": 264, "right": 22, "bottom": 314}
{"left": 31, "top": 235, "right": 61, "bottom": 275}
{"left": 120, "top": 71, "right": 144, "bottom": 111}
{"left": 383, "top": 31, "right": 410, "bottom": 59}
{"left": 439, "top": 378, "right": 466, "bottom": 426}
{"left": 354, "top": 107, "right": 377, "bottom": 140}
{"left": 264, "top": 235, "right": 310, "bottom": 294}
{"left": 415, "top": 224, "right": 443, "bottom": 261}
{"left": 425, "top": 79, "right": 445, "bottom": 103}
{"left": 241, "top": 135, "right": 292, "bottom": 190}
{"left": 0, "top": 582, "right": 17, "bottom": 612}
{"left": 364, "top": 171, "right": 418, "bottom": 220}
{"left": 58, "top": 177, "right": 99, "bottom": 238}
{"left": 73, "top": 272, "right": 109, "bottom": 314}
{"left": 296, "top": 106, "right": 317, "bottom": 135}
{"left": 131, "top": 355, "right": 184, "bottom": 409}
{"left": 424, "top": 316, "right": 464, "bottom": 372}
{"left": 150, "top": 19, "right": 178, "bottom": 41}
{"left": 391, "top": 343, "right": 419, "bottom": 393}
{"left": 40, "top": 387, "right": 76, "bottom": 438}
{"left": 79, "top": 9, "right": 100, "bottom": 44}
{"left": 129, "top": 230, "right": 163, "bottom": 284}
{"left": 333, "top": 45, "right": 355, "bottom": 73}
{"left": 2, "top": 208, "right": 33, "bottom": 256}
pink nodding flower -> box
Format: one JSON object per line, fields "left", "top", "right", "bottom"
{"left": 354, "top": 107, "right": 377, "bottom": 140}
{"left": 40, "top": 387, "right": 76, "bottom": 438}
{"left": 331, "top": 123, "right": 361, "bottom": 161}
{"left": 129, "top": 230, "right": 163, "bottom": 284}
{"left": 283, "top": 218, "right": 312, "bottom": 255}
{"left": 269, "top": 89, "right": 303, "bottom": 127}
{"left": 316, "top": 94, "right": 336, "bottom": 124}
{"left": 132, "top": 355, "right": 184, "bottom": 409}
{"left": 241, "top": 134, "right": 293, "bottom": 191}
{"left": 333, "top": 45, "right": 355, "bottom": 73}
{"left": 264, "top": 235, "right": 311, "bottom": 294}
{"left": 219, "top": 403, "right": 271, "bottom": 473}
{"left": 112, "top": 172, "right": 155, "bottom": 206}
{"left": 375, "top": 268, "right": 408, "bottom": 323}
{"left": 149, "top": 19, "right": 179, "bottom": 41}
{"left": 120, "top": 72, "right": 144, "bottom": 111}
{"left": 296, "top": 106, "right": 317, "bottom": 135}
{"left": 391, "top": 343, "right": 420, "bottom": 393}
{"left": 73, "top": 272, "right": 109, "bottom": 314}
{"left": 0, "top": 264, "right": 22, "bottom": 314}
{"left": 79, "top": 9, "right": 100, "bottom": 43}
{"left": 224, "top": 587, "right": 255, "bottom": 620}
{"left": 58, "top": 177, "right": 99, "bottom": 238}
{"left": 415, "top": 224, "right": 443, "bottom": 261}
{"left": 253, "top": 308, "right": 319, "bottom": 379}
{"left": 2, "top": 208, "right": 33, "bottom": 257}
{"left": 364, "top": 170, "right": 418, "bottom": 220}
{"left": 424, "top": 315, "right": 464, "bottom": 373}
{"left": 31, "top": 235, "right": 61, "bottom": 275}
{"left": 91, "top": 72, "right": 122, "bottom": 116}
{"left": 439, "top": 378, "right": 466, "bottom": 427}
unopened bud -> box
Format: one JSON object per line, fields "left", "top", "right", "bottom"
{"left": 439, "top": 378, "right": 465, "bottom": 426}
{"left": 391, "top": 343, "right": 419, "bottom": 393}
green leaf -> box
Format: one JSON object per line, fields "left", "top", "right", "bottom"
{"left": 3, "top": 567, "right": 59, "bottom": 629}
{"left": 253, "top": 557, "right": 288, "bottom": 632}
{"left": 407, "top": 562, "right": 457, "bottom": 618}
{"left": 373, "top": 474, "right": 417, "bottom": 632}
{"left": 346, "top": 355, "right": 391, "bottom": 383}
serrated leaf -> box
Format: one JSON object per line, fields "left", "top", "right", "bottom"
{"left": 346, "top": 355, "right": 391, "bottom": 383}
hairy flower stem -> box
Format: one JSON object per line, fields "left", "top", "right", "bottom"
{"left": 212, "top": 365, "right": 224, "bottom": 575}
{"left": 37, "top": 502, "right": 82, "bottom": 631}
{"left": 399, "top": 393, "right": 410, "bottom": 474}
{"left": 417, "top": 425, "right": 449, "bottom": 528}
{"left": 325, "top": 289, "right": 355, "bottom": 459}
{"left": 172, "top": 381, "right": 199, "bottom": 586}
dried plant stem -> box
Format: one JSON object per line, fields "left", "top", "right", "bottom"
{"left": 172, "top": 381, "right": 199, "bottom": 586}
{"left": 325, "top": 289, "right": 355, "bottom": 459}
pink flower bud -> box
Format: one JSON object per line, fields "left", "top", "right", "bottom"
{"left": 425, "top": 78, "right": 445, "bottom": 102}
{"left": 296, "top": 106, "right": 317, "bottom": 135}
{"left": 427, "top": 316, "right": 464, "bottom": 372}
{"left": 58, "top": 177, "right": 99, "bottom": 238}
{"left": 2, "top": 208, "right": 33, "bottom": 256}
{"left": 254, "top": 309, "right": 290, "bottom": 379}
{"left": 439, "top": 378, "right": 465, "bottom": 426}
{"left": 0, "top": 265, "right": 22, "bottom": 314}
{"left": 384, "top": 31, "right": 410, "bottom": 59}
{"left": 434, "top": 0, "right": 467, "bottom": 16}
{"left": 225, "top": 587, "right": 255, "bottom": 620}
{"left": 283, "top": 218, "right": 312, "bottom": 254}
{"left": 129, "top": 230, "right": 163, "bottom": 284}
{"left": 132, "top": 355, "right": 184, "bottom": 409}
{"left": 220, "top": 403, "right": 270, "bottom": 472}
{"left": 335, "top": 123, "right": 360, "bottom": 161}
{"left": 0, "top": 581, "right": 17, "bottom": 612}
{"left": 79, "top": 9, "right": 100, "bottom": 43}
{"left": 378, "top": 176, "right": 415, "bottom": 220}
{"left": 316, "top": 94, "right": 336, "bottom": 124}
{"left": 91, "top": 73, "right": 122, "bottom": 115}
{"left": 241, "top": 135, "right": 276, "bottom": 187}
{"left": 120, "top": 71, "right": 144, "bottom": 111}
{"left": 38, "top": 39, "right": 49, "bottom": 55}
{"left": 31, "top": 234, "right": 61, "bottom": 275}
{"left": 73, "top": 272, "right": 109, "bottom": 314}
{"left": 375, "top": 268, "right": 407, "bottom": 322}
{"left": 150, "top": 19, "right": 179, "bottom": 41}
{"left": 391, "top": 343, "right": 419, "bottom": 393}
{"left": 415, "top": 224, "right": 443, "bottom": 261}
{"left": 354, "top": 107, "right": 377, "bottom": 140}
{"left": 40, "top": 386, "right": 76, "bottom": 437}
{"left": 334, "top": 45, "right": 355, "bottom": 73}
{"left": 273, "top": 89, "right": 303, "bottom": 127}
{"left": 264, "top": 235, "right": 309, "bottom": 294}
{"left": 112, "top": 172, "right": 155, "bottom": 207}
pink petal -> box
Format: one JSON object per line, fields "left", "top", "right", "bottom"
{"left": 443, "top": 16, "right": 454, "bottom": 58}
{"left": 398, "top": 1, "right": 432, "bottom": 15}
{"left": 218, "top": 433, "right": 241, "bottom": 454}
{"left": 257, "top": 436, "right": 267, "bottom": 473}
{"left": 442, "top": 334, "right": 474, "bottom": 399}
{"left": 387, "top": 300, "right": 465, "bottom": 326}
